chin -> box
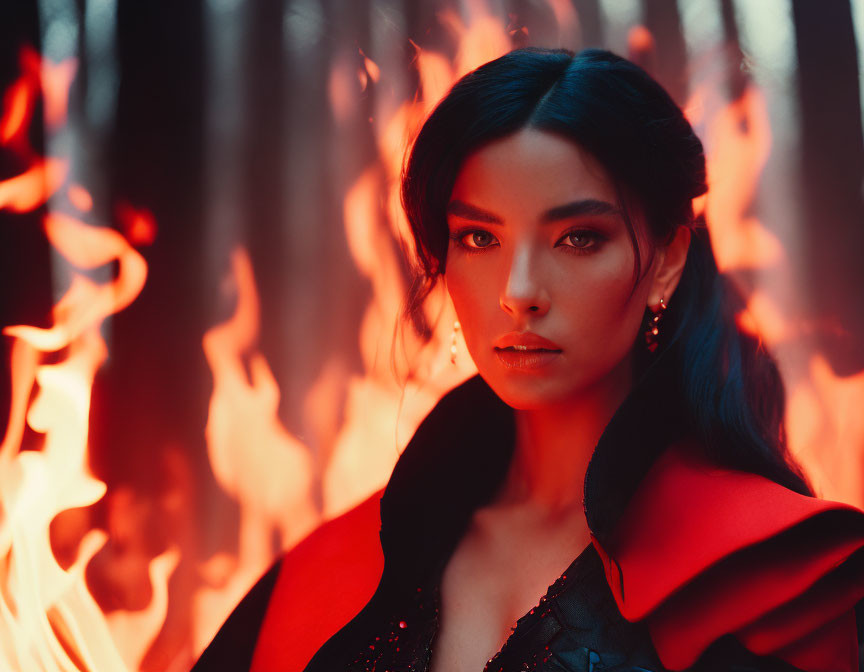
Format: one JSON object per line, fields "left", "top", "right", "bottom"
{"left": 480, "top": 369, "right": 575, "bottom": 411}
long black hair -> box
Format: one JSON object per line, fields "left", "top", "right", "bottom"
{"left": 397, "top": 46, "right": 812, "bottom": 497}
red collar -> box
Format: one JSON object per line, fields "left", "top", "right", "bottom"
{"left": 250, "top": 349, "right": 864, "bottom": 671}
{"left": 591, "top": 439, "right": 864, "bottom": 671}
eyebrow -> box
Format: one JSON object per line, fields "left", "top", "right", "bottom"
{"left": 445, "top": 198, "right": 621, "bottom": 224}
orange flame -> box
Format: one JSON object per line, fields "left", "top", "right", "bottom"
{"left": 318, "top": 1, "right": 519, "bottom": 519}
{"left": 0, "top": 157, "right": 68, "bottom": 213}
{"left": 688, "top": 60, "right": 864, "bottom": 508}
{"left": 0, "top": 210, "right": 173, "bottom": 672}
{"left": 0, "top": 47, "right": 74, "bottom": 213}
{"left": 0, "top": 78, "right": 36, "bottom": 147}
{"left": 4, "top": 7, "right": 863, "bottom": 670}
{"left": 20, "top": 45, "right": 77, "bottom": 130}
{"left": 196, "top": 247, "right": 318, "bottom": 654}
{"left": 115, "top": 202, "right": 157, "bottom": 247}
{"left": 68, "top": 184, "right": 94, "bottom": 213}
{"left": 0, "top": 47, "right": 174, "bottom": 672}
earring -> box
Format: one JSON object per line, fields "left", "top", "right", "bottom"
{"left": 450, "top": 320, "right": 461, "bottom": 365}
{"left": 644, "top": 297, "right": 666, "bottom": 353}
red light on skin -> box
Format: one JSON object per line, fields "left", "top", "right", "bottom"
{"left": 495, "top": 348, "right": 562, "bottom": 371}
{"left": 493, "top": 332, "right": 564, "bottom": 371}
{"left": 493, "top": 331, "right": 563, "bottom": 351}
{"left": 116, "top": 201, "right": 157, "bottom": 246}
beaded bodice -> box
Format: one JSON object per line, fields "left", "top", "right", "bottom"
{"left": 346, "top": 543, "right": 664, "bottom": 672}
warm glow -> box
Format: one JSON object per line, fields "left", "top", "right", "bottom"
{"left": 786, "top": 354, "right": 864, "bottom": 504}
{"left": 0, "top": 47, "right": 170, "bottom": 672}
{"left": 692, "top": 84, "right": 784, "bottom": 273}
{"left": 688, "top": 68, "right": 864, "bottom": 508}
{"left": 69, "top": 184, "right": 94, "bottom": 213}
{"left": 0, "top": 157, "right": 68, "bottom": 213}
{"left": 21, "top": 45, "right": 77, "bottom": 130}
{"left": 0, "top": 78, "right": 35, "bottom": 146}
{"left": 317, "top": 0, "right": 523, "bottom": 519}
{"left": 115, "top": 202, "right": 157, "bottom": 247}
{"left": 195, "top": 247, "right": 318, "bottom": 654}
{"left": 3, "top": 5, "right": 863, "bottom": 670}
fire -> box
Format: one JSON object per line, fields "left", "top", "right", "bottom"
{"left": 0, "top": 204, "right": 173, "bottom": 671}
{"left": 0, "top": 157, "right": 68, "bottom": 213}
{"left": 195, "top": 247, "right": 318, "bottom": 653}
{"left": 68, "top": 185, "right": 94, "bottom": 214}
{"left": 687, "top": 53, "right": 864, "bottom": 508}
{"left": 317, "top": 2, "right": 522, "bottom": 519}
{"left": 115, "top": 202, "right": 157, "bottom": 248}
{"left": 0, "top": 49, "right": 173, "bottom": 671}
{"left": 692, "top": 83, "right": 785, "bottom": 273}
{"left": 2, "top": 7, "right": 863, "bottom": 671}
{"left": 0, "top": 47, "right": 72, "bottom": 213}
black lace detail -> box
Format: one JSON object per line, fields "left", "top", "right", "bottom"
{"left": 343, "top": 540, "right": 811, "bottom": 672}
{"left": 346, "top": 582, "right": 440, "bottom": 672}
{"left": 480, "top": 545, "right": 662, "bottom": 672}
{"left": 346, "top": 545, "right": 664, "bottom": 672}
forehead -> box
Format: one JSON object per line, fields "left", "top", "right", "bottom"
{"left": 448, "top": 128, "right": 617, "bottom": 213}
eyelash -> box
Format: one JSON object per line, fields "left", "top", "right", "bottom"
{"left": 447, "top": 228, "right": 604, "bottom": 256}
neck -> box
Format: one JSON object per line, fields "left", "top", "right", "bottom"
{"left": 494, "top": 351, "right": 635, "bottom": 517}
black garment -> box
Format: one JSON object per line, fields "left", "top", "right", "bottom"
{"left": 194, "top": 336, "right": 864, "bottom": 670}
{"left": 191, "top": 558, "right": 282, "bottom": 672}
{"left": 307, "top": 344, "right": 695, "bottom": 670}
{"left": 342, "top": 542, "right": 807, "bottom": 672}
{"left": 345, "top": 543, "right": 663, "bottom": 672}
{"left": 193, "top": 519, "right": 864, "bottom": 671}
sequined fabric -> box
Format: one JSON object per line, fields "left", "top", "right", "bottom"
{"left": 344, "top": 539, "right": 815, "bottom": 672}
{"left": 347, "top": 544, "right": 664, "bottom": 672}
{"left": 482, "top": 544, "right": 661, "bottom": 672}
{"left": 346, "top": 582, "right": 440, "bottom": 672}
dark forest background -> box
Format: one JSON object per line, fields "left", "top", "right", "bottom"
{"left": 1, "top": 1, "right": 863, "bottom": 669}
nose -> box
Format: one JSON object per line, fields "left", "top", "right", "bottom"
{"left": 499, "top": 244, "right": 550, "bottom": 318}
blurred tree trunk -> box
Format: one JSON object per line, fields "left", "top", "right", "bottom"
{"left": 100, "top": 4, "right": 208, "bottom": 667}
{"left": 244, "top": 0, "right": 290, "bottom": 427}
{"left": 791, "top": 0, "right": 864, "bottom": 374}
{"left": 641, "top": 0, "right": 687, "bottom": 104}
{"left": 573, "top": 0, "right": 604, "bottom": 48}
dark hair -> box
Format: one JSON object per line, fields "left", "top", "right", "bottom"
{"left": 397, "top": 46, "right": 812, "bottom": 497}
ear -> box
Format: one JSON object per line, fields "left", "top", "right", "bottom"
{"left": 647, "top": 226, "right": 691, "bottom": 310}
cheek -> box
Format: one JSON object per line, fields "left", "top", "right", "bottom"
{"left": 556, "top": 248, "right": 647, "bottom": 351}
{"left": 444, "top": 259, "right": 497, "bottom": 346}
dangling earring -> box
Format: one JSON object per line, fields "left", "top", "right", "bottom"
{"left": 450, "top": 320, "right": 461, "bottom": 365}
{"left": 644, "top": 297, "right": 666, "bottom": 353}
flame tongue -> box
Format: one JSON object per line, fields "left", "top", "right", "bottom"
{"left": 0, "top": 47, "right": 172, "bottom": 672}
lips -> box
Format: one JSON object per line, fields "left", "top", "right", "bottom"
{"left": 493, "top": 331, "right": 563, "bottom": 352}
{"left": 493, "top": 333, "right": 563, "bottom": 370}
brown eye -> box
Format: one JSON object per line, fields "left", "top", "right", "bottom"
{"left": 461, "top": 230, "right": 497, "bottom": 249}
{"left": 558, "top": 230, "right": 601, "bottom": 252}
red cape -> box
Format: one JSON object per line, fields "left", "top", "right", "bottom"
{"left": 251, "top": 442, "right": 864, "bottom": 672}
{"left": 592, "top": 440, "right": 864, "bottom": 671}
{"left": 250, "top": 488, "right": 385, "bottom": 672}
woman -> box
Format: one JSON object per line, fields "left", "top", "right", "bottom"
{"left": 194, "top": 47, "right": 864, "bottom": 671}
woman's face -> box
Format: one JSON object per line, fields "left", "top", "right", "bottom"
{"left": 444, "top": 128, "right": 661, "bottom": 410}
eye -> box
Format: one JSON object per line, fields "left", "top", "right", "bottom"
{"left": 449, "top": 229, "right": 499, "bottom": 253}
{"left": 556, "top": 229, "right": 603, "bottom": 254}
